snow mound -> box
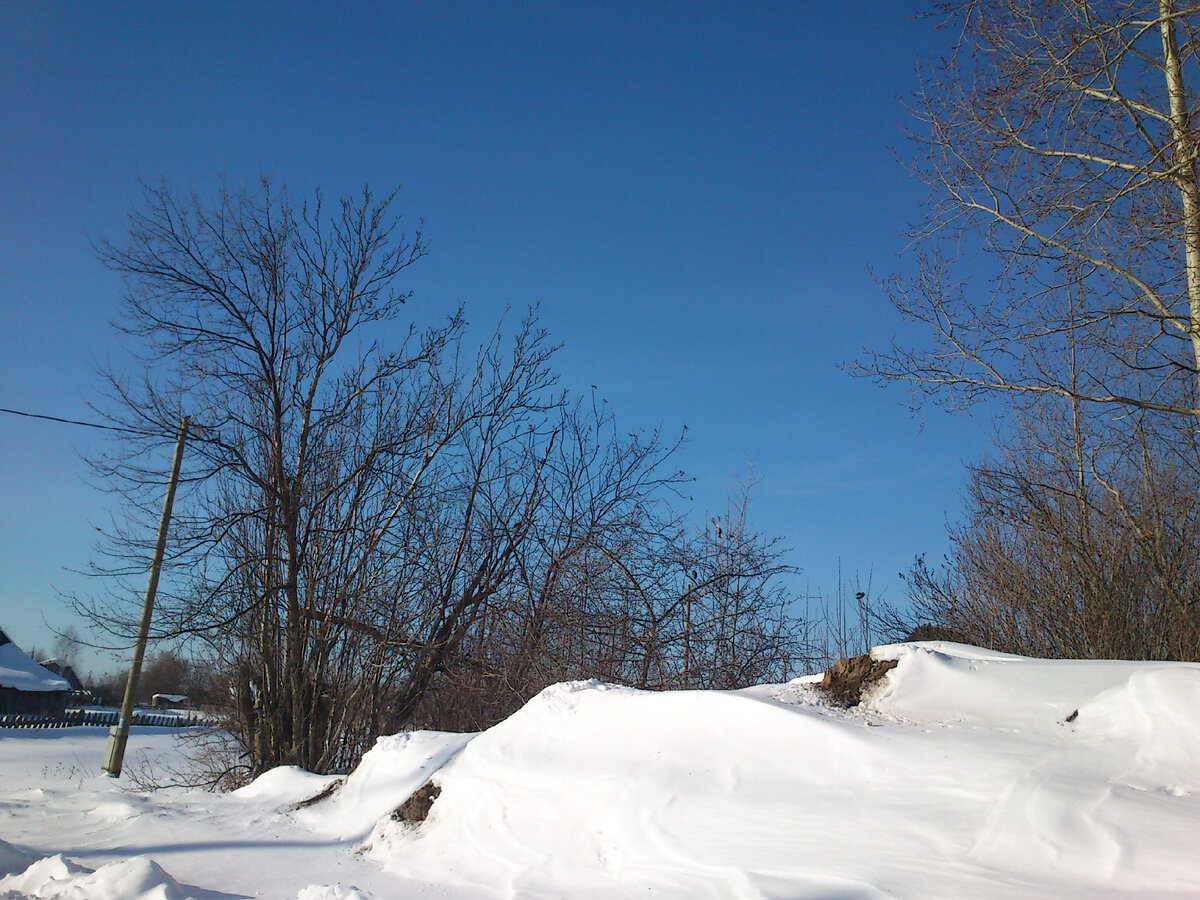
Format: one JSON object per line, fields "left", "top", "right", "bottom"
{"left": 292, "top": 729, "right": 473, "bottom": 839}
{"left": 0, "top": 854, "right": 190, "bottom": 900}
{"left": 231, "top": 764, "right": 340, "bottom": 807}
{"left": 84, "top": 800, "right": 142, "bottom": 823}
{"left": 4, "top": 644, "right": 1198, "bottom": 899}
{"left": 360, "top": 679, "right": 896, "bottom": 897}
{"left": 866, "top": 640, "right": 1190, "bottom": 727}
{"left": 337, "top": 649, "right": 1200, "bottom": 898}
{"left": 295, "top": 884, "right": 379, "bottom": 900}
{"left": 1070, "top": 666, "right": 1200, "bottom": 793}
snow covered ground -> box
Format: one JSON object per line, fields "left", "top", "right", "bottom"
{"left": 1, "top": 641, "right": 1199, "bottom": 899}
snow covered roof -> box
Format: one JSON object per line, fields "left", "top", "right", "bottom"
{"left": 0, "top": 628, "right": 71, "bottom": 693}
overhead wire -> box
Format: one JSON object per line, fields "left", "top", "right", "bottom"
{"left": 0, "top": 406, "right": 144, "bottom": 434}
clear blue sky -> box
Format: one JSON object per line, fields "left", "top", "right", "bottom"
{"left": 0, "top": 2, "right": 991, "bottom": 673}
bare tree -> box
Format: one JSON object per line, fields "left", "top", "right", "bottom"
{"left": 51, "top": 625, "right": 84, "bottom": 668}
{"left": 676, "top": 478, "right": 802, "bottom": 689}
{"left": 848, "top": 2, "right": 1200, "bottom": 661}
{"left": 397, "top": 396, "right": 691, "bottom": 731}
{"left": 903, "top": 405, "right": 1200, "bottom": 659}
{"left": 81, "top": 179, "right": 806, "bottom": 779}
{"left": 79, "top": 179, "right": 558, "bottom": 774}
{"left": 860, "top": 1, "right": 1200, "bottom": 422}
{"left": 804, "top": 565, "right": 879, "bottom": 670}
{"left": 402, "top": 463, "right": 804, "bottom": 729}
{"left": 529, "top": 473, "right": 802, "bottom": 694}
{"left": 138, "top": 649, "right": 194, "bottom": 701}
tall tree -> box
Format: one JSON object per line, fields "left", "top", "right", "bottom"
{"left": 81, "top": 179, "right": 805, "bottom": 779}
{"left": 81, "top": 179, "right": 459, "bottom": 772}
{"left": 80, "top": 181, "right": 592, "bottom": 772}
{"left": 850, "top": 1, "right": 1200, "bottom": 662}
{"left": 860, "top": 1, "right": 1200, "bottom": 421}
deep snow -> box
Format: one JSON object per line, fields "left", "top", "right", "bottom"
{"left": 1, "top": 642, "right": 1199, "bottom": 899}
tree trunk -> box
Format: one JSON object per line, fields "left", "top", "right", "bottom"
{"left": 1158, "top": 0, "right": 1200, "bottom": 403}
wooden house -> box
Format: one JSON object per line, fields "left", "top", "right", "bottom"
{"left": 0, "top": 627, "right": 72, "bottom": 717}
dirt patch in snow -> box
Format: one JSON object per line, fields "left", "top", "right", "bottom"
{"left": 818, "top": 653, "right": 898, "bottom": 707}
{"left": 391, "top": 780, "right": 441, "bottom": 823}
{"left": 289, "top": 778, "right": 345, "bottom": 811}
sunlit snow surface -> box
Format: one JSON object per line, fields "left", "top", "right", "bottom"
{"left": 2, "top": 642, "right": 1199, "bottom": 899}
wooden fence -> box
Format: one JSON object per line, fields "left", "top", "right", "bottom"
{"left": 0, "top": 708, "right": 213, "bottom": 730}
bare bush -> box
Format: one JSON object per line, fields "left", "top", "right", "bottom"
{"left": 905, "top": 406, "right": 1200, "bottom": 660}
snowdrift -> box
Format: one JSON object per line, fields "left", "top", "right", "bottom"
{"left": 0, "top": 852, "right": 188, "bottom": 900}
{"left": 1, "top": 642, "right": 1199, "bottom": 899}
{"left": 339, "top": 642, "right": 1200, "bottom": 898}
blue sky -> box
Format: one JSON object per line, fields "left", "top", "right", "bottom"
{"left": 0, "top": 2, "right": 991, "bottom": 673}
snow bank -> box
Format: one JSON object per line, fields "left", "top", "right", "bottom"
{"left": 0, "top": 854, "right": 189, "bottom": 900}
{"left": 869, "top": 640, "right": 1180, "bottom": 724}
{"left": 1071, "top": 666, "right": 1200, "bottom": 793}
{"left": 868, "top": 641, "right": 1200, "bottom": 792}
{"left": 228, "top": 730, "right": 473, "bottom": 842}
{"left": 359, "top": 679, "right": 914, "bottom": 896}
{"left": 341, "top": 647, "right": 1200, "bottom": 898}
{"left": 231, "top": 764, "right": 340, "bottom": 806}
{"left": 2, "top": 644, "right": 1199, "bottom": 899}
{"left": 295, "top": 884, "right": 380, "bottom": 900}
{"left": 291, "top": 730, "right": 473, "bottom": 840}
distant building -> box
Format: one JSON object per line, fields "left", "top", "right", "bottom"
{"left": 37, "top": 659, "right": 94, "bottom": 707}
{"left": 152, "top": 693, "right": 189, "bottom": 709}
{"left": 37, "top": 658, "right": 84, "bottom": 692}
{"left": 0, "top": 627, "right": 72, "bottom": 717}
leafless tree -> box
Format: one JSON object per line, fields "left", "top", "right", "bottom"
{"left": 804, "top": 565, "right": 879, "bottom": 669}
{"left": 674, "top": 478, "right": 802, "bottom": 689}
{"left": 51, "top": 625, "right": 84, "bottom": 669}
{"left": 404, "top": 466, "right": 804, "bottom": 731}
{"left": 849, "top": 2, "right": 1200, "bottom": 661}
{"left": 80, "top": 179, "right": 806, "bottom": 779}
{"left": 78, "top": 180, "right": 572, "bottom": 773}
{"left": 860, "top": 0, "right": 1200, "bottom": 422}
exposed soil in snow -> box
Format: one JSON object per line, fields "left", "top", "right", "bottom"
{"left": 816, "top": 650, "right": 898, "bottom": 706}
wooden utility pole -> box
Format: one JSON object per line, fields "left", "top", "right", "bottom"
{"left": 102, "top": 416, "right": 190, "bottom": 777}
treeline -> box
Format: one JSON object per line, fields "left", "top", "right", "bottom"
{"left": 75, "top": 180, "right": 804, "bottom": 784}
{"left": 86, "top": 649, "right": 219, "bottom": 707}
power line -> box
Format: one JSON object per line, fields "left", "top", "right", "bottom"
{"left": 0, "top": 406, "right": 139, "bottom": 433}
